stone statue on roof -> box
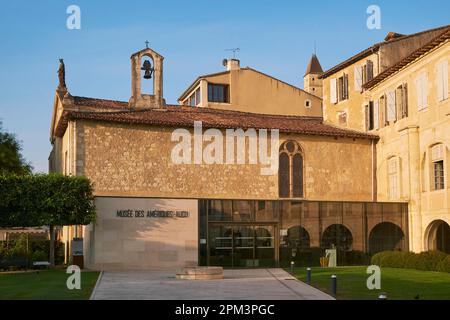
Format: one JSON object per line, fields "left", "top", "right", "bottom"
{"left": 58, "top": 58, "right": 66, "bottom": 90}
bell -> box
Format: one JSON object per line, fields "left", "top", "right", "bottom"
{"left": 141, "top": 60, "right": 153, "bottom": 79}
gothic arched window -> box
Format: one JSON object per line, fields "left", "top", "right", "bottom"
{"left": 279, "top": 140, "right": 304, "bottom": 198}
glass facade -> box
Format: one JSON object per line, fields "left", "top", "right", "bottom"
{"left": 199, "top": 199, "right": 408, "bottom": 268}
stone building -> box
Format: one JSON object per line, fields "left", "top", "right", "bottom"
{"left": 49, "top": 45, "right": 408, "bottom": 270}
{"left": 321, "top": 25, "right": 450, "bottom": 253}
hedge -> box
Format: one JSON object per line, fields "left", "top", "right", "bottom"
{"left": 371, "top": 250, "right": 450, "bottom": 273}
{"left": 0, "top": 173, "right": 96, "bottom": 227}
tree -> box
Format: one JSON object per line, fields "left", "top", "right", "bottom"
{"left": 0, "top": 121, "right": 32, "bottom": 175}
{"left": 0, "top": 173, "right": 96, "bottom": 266}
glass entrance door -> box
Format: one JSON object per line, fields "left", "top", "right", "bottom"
{"left": 208, "top": 224, "right": 275, "bottom": 267}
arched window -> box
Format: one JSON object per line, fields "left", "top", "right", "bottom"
{"left": 279, "top": 140, "right": 303, "bottom": 198}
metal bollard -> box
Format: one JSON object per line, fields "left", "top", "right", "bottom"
{"left": 331, "top": 274, "right": 337, "bottom": 298}
{"left": 290, "top": 261, "right": 295, "bottom": 273}
{"left": 306, "top": 267, "right": 311, "bottom": 285}
{"left": 378, "top": 292, "right": 387, "bottom": 300}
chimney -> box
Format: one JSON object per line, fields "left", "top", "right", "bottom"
{"left": 223, "top": 58, "right": 240, "bottom": 71}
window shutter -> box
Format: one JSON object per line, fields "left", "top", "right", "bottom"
{"left": 365, "top": 104, "right": 370, "bottom": 131}
{"left": 422, "top": 74, "right": 428, "bottom": 107}
{"left": 444, "top": 61, "right": 449, "bottom": 100}
{"left": 402, "top": 83, "right": 408, "bottom": 117}
{"left": 354, "top": 65, "right": 362, "bottom": 91}
{"left": 416, "top": 76, "right": 423, "bottom": 110}
{"left": 366, "top": 60, "right": 374, "bottom": 81}
{"left": 330, "top": 78, "right": 337, "bottom": 103}
{"left": 437, "top": 62, "right": 444, "bottom": 101}
{"left": 374, "top": 100, "right": 379, "bottom": 129}
{"left": 438, "top": 60, "right": 449, "bottom": 101}
{"left": 387, "top": 90, "right": 396, "bottom": 122}
{"left": 344, "top": 74, "right": 349, "bottom": 99}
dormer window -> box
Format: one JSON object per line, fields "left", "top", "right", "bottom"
{"left": 186, "top": 87, "right": 201, "bottom": 106}
{"left": 208, "top": 83, "right": 229, "bottom": 103}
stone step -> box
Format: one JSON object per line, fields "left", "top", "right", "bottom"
{"left": 176, "top": 267, "right": 224, "bottom": 280}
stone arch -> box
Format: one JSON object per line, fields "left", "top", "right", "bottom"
{"left": 425, "top": 219, "right": 450, "bottom": 253}
{"left": 321, "top": 224, "right": 353, "bottom": 251}
{"left": 368, "top": 222, "right": 405, "bottom": 253}
{"left": 285, "top": 226, "right": 310, "bottom": 250}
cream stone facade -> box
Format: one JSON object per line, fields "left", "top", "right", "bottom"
{"left": 321, "top": 25, "right": 450, "bottom": 253}
{"left": 178, "top": 60, "right": 322, "bottom": 117}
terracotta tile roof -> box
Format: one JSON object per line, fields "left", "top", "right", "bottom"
{"left": 55, "top": 103, "right": 378, "bottom": 140}
{"left": 320, "top": 24, "right": 450, "bottom": 79}
{"left": 73, "top": 96, "right": 129, "bottom": 110}
{"left": 363, "top": 27, "right": 450, "bottom": 90}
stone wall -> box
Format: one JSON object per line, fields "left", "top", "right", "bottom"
{"left": 76, "top": 120, "right": 375, "bottom": 202}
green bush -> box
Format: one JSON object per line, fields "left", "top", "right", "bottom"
{"left": 436, "top": 256, "right": 450, "bottom": 273}
{"left": 414, "top": 251, "right": 447, "bottom": 271}
{"left": 371, "top": 250, "right": 450, "bottom": 273}
{"left": 0, "top": 239, "right": 65, "bottom": 270}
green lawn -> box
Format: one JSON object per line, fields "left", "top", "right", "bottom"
{"left": 292, "top": 266, "right": 450, "bottom": 300}
{"left": 0, "top": 269, "right": 99, "bottom": 300}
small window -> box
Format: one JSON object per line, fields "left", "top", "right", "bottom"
{"left": 187, "top": 87, "right": 201, "bottom": 106}
{"left": 305, "top": 100, "right": 311, "bottom": 108}
{"left": 337, "top": 73, "right": 349, "bottom": 101}
{"left": 208, "top": 83, "right": 229, "bottom": 103}
{"left": 434, "top": 160, "right": 444, "bottom": 190}
{"left": 431, "top": 144, "right": 445, "bottom": 190}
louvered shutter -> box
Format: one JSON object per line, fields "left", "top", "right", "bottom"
{"left": 402, "top": 83, "right": 408, "bottom": 117}
{"left": 438, "top": 60, "right": 448, "bottom": 101}
{"left": 365, "top": 104, "right": 370, "bottom": 131}
{"left": 344, "top": 74, "right": 349, "bottom": 99}
{"left": 330, "top": 78, "right": 337, "bottom": 103}
{"left": 444, "top": 61, "right": 449, "bottom": 100}
{"left": 366, "top": 60, "right": 374, "bottom": 81}
{"left": 354, "top": 65, "right": 362, "bottom": 91}
{"left": 387, "top": 90, "right": 396, "bottom": 122}
{"left": 374, "top": 100, "right": 379, "bottom": 129}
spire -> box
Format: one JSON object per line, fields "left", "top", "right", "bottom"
{"left": 304, "top": 54, "right": 323, "bottom": 77}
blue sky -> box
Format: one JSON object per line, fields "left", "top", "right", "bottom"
{"left": 0, "top": 0, "right": 449, "bottom": 173}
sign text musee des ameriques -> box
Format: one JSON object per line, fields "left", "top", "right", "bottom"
{"left": 116, "top": 209, "right": 190, "bottom": 218}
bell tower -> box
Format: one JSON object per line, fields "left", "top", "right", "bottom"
{"left": 129, "top": 46, "right": 165, "bottom": 108}
{"left": 303, "top": 53, "right": 324, "bottom": 98}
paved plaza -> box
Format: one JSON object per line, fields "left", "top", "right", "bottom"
{"left": 90, "top": 268, "right": 334, "bottom": 300}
